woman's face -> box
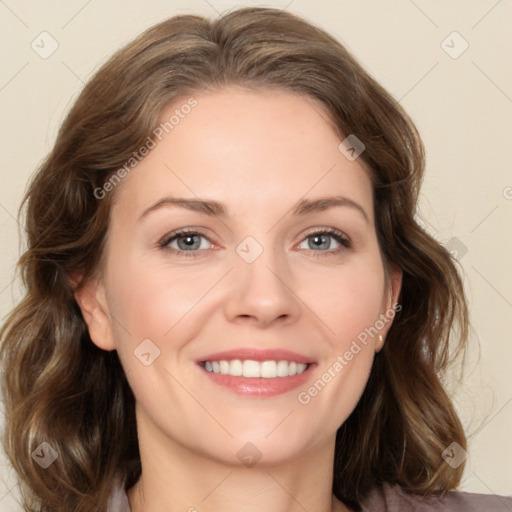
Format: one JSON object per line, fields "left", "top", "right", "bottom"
{"left": 81, "top": 86, "right": 401, "bottom": 466}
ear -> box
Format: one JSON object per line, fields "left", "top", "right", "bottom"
{"left": 72, "top": 275, "right": 116, "bottom": 352}
{"left": 375, "top": 265, "right": 402, "bottom": 352}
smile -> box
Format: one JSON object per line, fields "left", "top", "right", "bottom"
{"left": 196, "top": 348, "right": 316, "bottom": 397}
{"left": 201, "top": 359, "right": 309, "bottom": 378}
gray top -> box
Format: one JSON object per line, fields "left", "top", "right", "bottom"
{"left": 108, "top": 482, "right": 512, "bottom": 511}
{"left": 360, "top": 483, "right": 512, "bottom": 511}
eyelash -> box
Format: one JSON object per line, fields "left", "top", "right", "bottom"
{"left": 159, "top": 227, "right": 351, "bottom": 259}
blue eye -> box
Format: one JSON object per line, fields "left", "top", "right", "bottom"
{"left": 159, "top": 228, "right": 351, "bottom": 258}
{"left": 160, "top": 230, "right": 213, "bottom": 257}
{"left": 298, "top": 229, "right": 351, "bottom": 257}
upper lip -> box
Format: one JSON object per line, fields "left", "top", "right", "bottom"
{"left": 196, "top": 348, "right": 316, "bottom": 364}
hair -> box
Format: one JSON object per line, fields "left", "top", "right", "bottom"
{"left": 0, "top": 6, "right": 469, "bottom": 512}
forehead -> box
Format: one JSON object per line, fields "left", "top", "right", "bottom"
{"left": 112, "top": 86, "right": 374, "bottom": 221}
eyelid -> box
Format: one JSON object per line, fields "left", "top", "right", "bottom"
{"left": 300, "top": 226, "right": 351, "bottom": 245}
{"left": 158, "top": 227, "right": 217, "bottom": 255}
{"left": 159, "top": 227, "right": 211, "bottom": 245}
{"left": 159, "top": 225, "right": 351, "bottom": 242}
{"left": 158, "top": 226, "right": 353, "bottom": 258}
{"left": 295, "top": 227, "right": 352, "bottom": 258}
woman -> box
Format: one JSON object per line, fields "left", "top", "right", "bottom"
{"left": 1, "top": 7, "right": 510, "bottom": 512}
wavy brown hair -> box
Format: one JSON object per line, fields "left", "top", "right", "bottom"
{"left": 0, "top": 7, "right": 469, "bottom": 512}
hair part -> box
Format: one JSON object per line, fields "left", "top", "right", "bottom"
{"left": 1, "top": 7, "right": 468, "bottom": 511}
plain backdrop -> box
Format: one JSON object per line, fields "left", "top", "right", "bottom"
{"left": 0, "top": 0, "right": 511, "bottom": 509}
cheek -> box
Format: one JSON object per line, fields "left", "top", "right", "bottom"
{"left": 294, "top": 253, "right": 385, "bottom": 411}
{"left": 304, "top": 256, "right": 387, "bottom": 348}
{"left": 105, "top": 254, "right": 218, "bottom": 355}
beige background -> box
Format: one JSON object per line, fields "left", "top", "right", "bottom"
{"left": 1, "top": 0, "right": 511, "bottom": 508}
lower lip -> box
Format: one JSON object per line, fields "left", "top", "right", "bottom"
{"left": 199, "top": 364, "right": 315, "bottom": 397}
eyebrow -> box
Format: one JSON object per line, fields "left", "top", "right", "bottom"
{"left": 138, "top": 195, "right": 370, "bottom": 224}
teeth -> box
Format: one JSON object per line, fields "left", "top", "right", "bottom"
{"left": 219, "top": 360, "right": 230, "bottom": 375}
{"left": 203, "top": 359, "right": 308, "bottom": 378}
{"left": 229, "top": 359, "right": 243, "bottom": 376}
{"left": 261, "top": 360, "right": 277, "bottom": 378}
{"left": 277, "top": 360, "right": 289, "bottom": 377}
{"left": 243, "top": 360, "right": 260, "bottom": 378}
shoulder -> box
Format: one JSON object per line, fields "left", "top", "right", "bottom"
{"left": 360, "top": 483, "right": 512, "bottom": 512}
{"left": 108, "top": 481, "right": 512, "bottom": 512}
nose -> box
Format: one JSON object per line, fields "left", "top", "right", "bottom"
{"left": 223, "top": 242, "right": 301, "bottom": 328}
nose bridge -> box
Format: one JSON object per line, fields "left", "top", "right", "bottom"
{"left": 224, "top": 233, "right": 300, "bottom": 325}
{"left": 236, "top": 233, "right": 289, "bottom": 297}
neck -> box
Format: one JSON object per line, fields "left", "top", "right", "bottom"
{"left": 127, "top": 414, "right": 351, "bottom": 512}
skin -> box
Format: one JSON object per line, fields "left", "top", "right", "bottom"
{"left": 75, "top": 86, "right": 402, "bottom": 512}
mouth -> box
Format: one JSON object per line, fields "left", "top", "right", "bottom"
{"left": 200, "top": 359, "right": 310, "bottom": 378}
{"left": 196, "top": 348, "right": 316, "bottom": 397}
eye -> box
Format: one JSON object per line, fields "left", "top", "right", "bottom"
{"left": 160, "top": 229, "right": 213, "bottom": 257}
{"left": 159, "top": 227, "right": 351, "bottom": 259}
{"left": 297, "top": 228, "right": 351, "bottom": 257}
